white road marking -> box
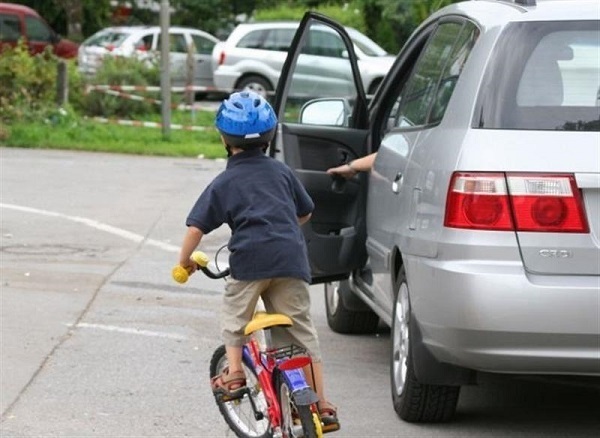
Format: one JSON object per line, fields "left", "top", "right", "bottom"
{"left": 69, "top": 322, "right": 188, "bottom": 341}
{"left": 0, "top": 203, "right": 178, "bottom": 252}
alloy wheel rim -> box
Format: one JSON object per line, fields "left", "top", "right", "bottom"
{"left": 325, "top": 282, "right": 340, "bottom": 314}
{"left": 392, "top": 282, "right": 410, "bottom": 397}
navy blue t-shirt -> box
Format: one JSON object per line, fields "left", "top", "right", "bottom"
{"left": 186, "top": 148, "right": 314, "bottom": 283}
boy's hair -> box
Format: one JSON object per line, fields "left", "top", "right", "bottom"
{"left": 215, "top": 91, "right": 277, "bottom": 150}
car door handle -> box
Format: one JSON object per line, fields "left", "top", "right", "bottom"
{"left": 392, "top": 172, "right": 403, "bottom": 194}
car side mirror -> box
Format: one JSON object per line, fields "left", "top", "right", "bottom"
{"left": 299, "top": 98, "right": 350, "bottom": 127}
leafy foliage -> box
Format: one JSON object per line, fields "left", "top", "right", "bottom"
{"left": 80, "top": 56, "right": 160, "bottom": 117}
{"left": 0, "top": 40, "right": 69, "bottom": 122}
{"left": 255, "top": 2, "right": 365, "bottom": 32}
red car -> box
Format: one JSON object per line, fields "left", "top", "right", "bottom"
{"left": 0, "top": 2, "right": 78, "bottom": 58}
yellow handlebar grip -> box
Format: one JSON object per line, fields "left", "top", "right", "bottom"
{"left": 172, "top": 265, "right": 190, "bottom": 284}
{"left": 191, "top": 251, "right": 210, "bottom": 267}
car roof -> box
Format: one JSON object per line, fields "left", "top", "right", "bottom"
{"left": 433, "top": 0, "right": 600, "bottom": 29}
{"left": 0, "top": 3, "right": 39, "bottom": 15}
{"left": 96, "top": 25, "right": 213, "bottom": 33}
{"left": 87, "top": 25, "right": 218, "bottom": 41}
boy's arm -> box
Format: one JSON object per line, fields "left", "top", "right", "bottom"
{"left": 179, "top": 226, "right": 204, "bottom": 271}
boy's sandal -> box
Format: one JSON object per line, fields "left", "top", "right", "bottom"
{"left": 318, "top": 401, "right": 340, "bottom": 430}
{"left": 211, "top": 367, "right": 247, "bottom": 396}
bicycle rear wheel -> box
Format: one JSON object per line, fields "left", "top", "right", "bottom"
{"left": 209, "top": 345, "right": 272, "bottom": 438}
{"left": 276, "top": 372, "right": 321, "bottom": 438}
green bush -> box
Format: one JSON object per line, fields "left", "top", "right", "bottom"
{"left": 254, "top": 3, "right": 366, "bottom": 33}
{"left": 0, "top": 41, "right": 58, "bottom": 122}
{"left": 0, "top": 40, "right": 85, "bottom": 123}
{"left": 80, "top": 56, "right": 161, "bottom": 117}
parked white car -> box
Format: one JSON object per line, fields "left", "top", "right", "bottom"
{"left": 78, "top": 25, "right": 220, "bottom": 89}
{"left": 212, "top": 21, "right": 395, "bottom": 97}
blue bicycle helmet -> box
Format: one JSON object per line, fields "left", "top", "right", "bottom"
{"left": 215, "top": 91, "right": 277, "bottom": 149}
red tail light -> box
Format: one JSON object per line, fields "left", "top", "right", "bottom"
{"left": 218, "top": 51, "right": 225, "bottom": 66}
{"left": 444, "top": 172, "right": 589, "bottom": 233}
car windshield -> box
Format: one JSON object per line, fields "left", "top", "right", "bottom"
{"left": 474, "top": 20, "right": 599, "bottom": 131}
{"left": 83, "top": 30, "right": 131, "bottom": 48}
{"left": 346, "top": 27, "right": 388, "bottom": 57}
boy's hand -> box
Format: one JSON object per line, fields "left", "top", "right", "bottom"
{"left": 180, "top": 258, "right": 198, "bottom": 274}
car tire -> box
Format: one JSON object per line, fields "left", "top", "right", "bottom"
{"left": 324, "top": 280, "right": 379, "bottom": 334}
{"left": 390, "top": 266, "right": 460, "bottom": 422}
{"left": 236, "top": 75, "right": 272, "bottom": 98}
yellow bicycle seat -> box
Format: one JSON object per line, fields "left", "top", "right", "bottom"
{"left": 244, "top": 312, "right": 293, "bottom": 335}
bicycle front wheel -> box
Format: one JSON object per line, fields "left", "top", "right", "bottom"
{"left": 209, "top": 345, "right": 272, "bottom": 438}
{"left": 276, "top": 372, "right": 322, "bottom": 438}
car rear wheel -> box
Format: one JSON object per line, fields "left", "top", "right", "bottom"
{"left": 391, "top": 266, "right": 460, "bottom": 422}
{"left": 324, "top": 280, "right": 379, "bottom": 334}
{"left": 236, "top": 75, "right": 272, "bottom": 98}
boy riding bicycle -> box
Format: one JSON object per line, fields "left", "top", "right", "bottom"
{"left": 177, "top": 91, "right": 339, "bottom": 429}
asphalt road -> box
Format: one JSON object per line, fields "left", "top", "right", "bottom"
{"left": 1, "top": 147, "right": 598, "bottom": 437}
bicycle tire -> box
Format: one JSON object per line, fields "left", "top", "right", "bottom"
{"left": 209, "top": 345, "right": 272, "bottom": 438}
{"left": 276, "top": 371, "right": 321, "bottom": 438}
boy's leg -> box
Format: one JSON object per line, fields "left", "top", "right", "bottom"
{"left": 225, "top": 345, "right": 244, "bottom": 374}
{"left": 217, "top": 278, "right": 268, "bottom": 392}
{"left": 261, "top": 279, "right": 327, "bottom": 399}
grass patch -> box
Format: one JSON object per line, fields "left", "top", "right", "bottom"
{"left": 0, "top": 109, "right": 226, "bottom": 158}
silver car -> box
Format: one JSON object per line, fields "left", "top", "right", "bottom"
{"left": 271, "top": 0, "right": 600, "bottom": 423}
{"left": 78, "top": 25, "right": 219, "bottom": 90}
{"left": 212, "top": 20, "right": 395, "bottom": 97}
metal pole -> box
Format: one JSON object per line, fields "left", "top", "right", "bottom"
{"left": 160, "top": 0, "right": 171, "bottom": 139}
{"left": 56, "top": 60, "right": 68, "bottom": 106}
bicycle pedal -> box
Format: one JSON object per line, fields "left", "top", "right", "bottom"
{"left": 215, "top": 387, "right": 248, "bottom": 403}
{"left": 321, "top": 422, "right": 341, "bottom": 434}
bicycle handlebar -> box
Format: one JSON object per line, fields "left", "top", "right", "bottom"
{"left": 172, "top": 251, "right": 230, "bottom": 283}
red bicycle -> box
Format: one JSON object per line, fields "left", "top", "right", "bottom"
{"left": 173, "top": 251, "right": 337, "bottom": 438}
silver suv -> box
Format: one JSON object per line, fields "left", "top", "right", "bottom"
{"left": 212, "top": 21, "right": 395, "bottom": 97}
{"left": 271, "top": 1, "right": 600, "bottom": 423}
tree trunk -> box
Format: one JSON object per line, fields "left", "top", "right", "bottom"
{"left": 54, "top": 0, "right": 84, "bottom": 41}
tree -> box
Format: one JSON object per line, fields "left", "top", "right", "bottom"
{"left": 53, "top": 0, "right": 83, "bottom": 41}
{"left": 363, "top": 0, "right": 460, "bottom": 51}
{"left": 10, "top": 0, "right": 112, "bottom": 41}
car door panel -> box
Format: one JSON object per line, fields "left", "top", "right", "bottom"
{"left": 272, "top": 12, "right": 370, "bottom": 283}
{"left": 367, "top": 131, "right": 420, "bottom": 312}
{"left": 278, "top": 123, "right": 368, "bottom": 281}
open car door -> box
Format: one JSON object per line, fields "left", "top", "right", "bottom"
{"left": 271, "top": 12, "right": 370, "bottom": 284}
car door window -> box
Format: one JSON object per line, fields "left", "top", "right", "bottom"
{"left": 191, "top": 34, "right": 215, "bottom": 55}
{"left": 429, "top": 22, "right": 478, "bottom": 124}
{"left": 283, "top": 22, "right": 357, "bottom": 123}
{"left": 237, "top": 29, "right": 266, "bottom": 49}
{"left": 304, "top": 29, "right": 346, "bottom": 57}
{"left": 0, "top": 14, "right": 20, "bottom": 42}
{"left": 131, "top": 34, "right": 153, "bottom": 51}
{"left": 395, "top": 21, "right": 474, "bottom": 129}
{"left": 169, "top": 33, "right": 187, "bottom": 53}
{"left": 262, "top": 29, "right": 295, "bottom": 52}
{"left": 24, "top": 16, "right": 53, "bottom": 42}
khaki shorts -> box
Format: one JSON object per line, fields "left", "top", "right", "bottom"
{"left": 221, "top": 277, "right": 322, "bottom": 362}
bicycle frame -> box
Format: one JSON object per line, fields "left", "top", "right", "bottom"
{"left": 242, "top": 333, "right": 316, "bottom": 432}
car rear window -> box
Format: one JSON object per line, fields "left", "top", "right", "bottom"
{"left": 84, "top": 30, "right": 130, "bottom": 48}
{"left": 474, "top": 20, "right": 599, "bottom": 131}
